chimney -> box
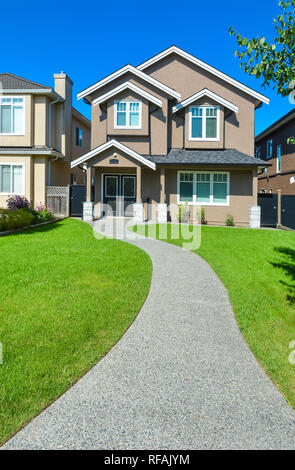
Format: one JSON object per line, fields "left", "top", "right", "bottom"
{"left": 53, "top": 72, "right": 73, "bottom": 158}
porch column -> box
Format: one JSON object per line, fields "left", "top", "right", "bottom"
{"left": 83, "top": 166, "right": 94, "bottom": 222}
{"left": 136, "top": 166, "right": 142, "bottom": 203}
{"left": 134, "top": 165, "right": 144, "bottom": 222}
{"left": 86, "top": 167, "right": 92, "bottom": 202}
{"left": 160, "top": 167, "right": 166, "bottom": 203}
{"left": 158, "top": 167, "right": 167, "bottom": 223}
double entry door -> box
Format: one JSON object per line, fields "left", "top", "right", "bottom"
{"left": 103, "top": 174, "right": 136, "bottom": 216}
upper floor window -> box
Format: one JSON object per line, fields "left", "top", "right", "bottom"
{"left": 76, "top": 127, "right": 83, "bottom": 147}
{"left": 0, "top": 97, "right": 24, "bottom": 135}
{"left": 255, "top": 146, "right": 261, "bottom": 159}
{"left": 114, "top": 100, "right": 141, "bottom": 129}
{"left": 0, "top": 163, "right": 24, "bottom": 194}
{"left": 267, "top": 139, "right": 273, "bottom": 159}
{"left": 277, "top": 144, "right": 281, "bottom": 173}
{"left": 189, "top": 106, "right": 219, "bottom": 141}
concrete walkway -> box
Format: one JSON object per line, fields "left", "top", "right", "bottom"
{"left": 3, "top": 218, "right": 295, "bottom": 449}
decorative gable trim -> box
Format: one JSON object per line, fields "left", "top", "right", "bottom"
{"left": 70, "top": 139, "right": 156, "bottom": 170}
{"left": 92, "top": 81, "right": 163, "bottom": 108}
{"left": 77, "top": 64, "right": 181, "bottom": 101}
{"left": 172, "top": 88, "right": 239, "bottom": 114}
{"left": 137, "top": 45, "right": 269, "bottom": 106}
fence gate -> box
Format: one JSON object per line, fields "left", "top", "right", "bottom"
{"left": 70, "top": 184, "right": 86, "bottom": 217}
{"left": 258, "top": 193, "right": 278, "bottom": 227}
{"left": 46, "top": 186, "right": 69, "bottom": 217}
{"left": 281, "top": 195, "right": 295, "bottom": 230}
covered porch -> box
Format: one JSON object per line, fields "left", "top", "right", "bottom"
{"left": 71, "top": 139, "right": 167, "bottom": 222}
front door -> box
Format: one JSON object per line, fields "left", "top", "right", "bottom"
{"left": 103, "top": 174, "right": 136, "bottom": 216}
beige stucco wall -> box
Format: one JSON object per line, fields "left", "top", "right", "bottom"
{"left": 33, "top": 156, "right": 48, "bottom": 205}
{"left": 34, "top": 96, "right": 50, "bottom": 147}
{"left": 0, "top": 94, "right": 33, "bottom": 147}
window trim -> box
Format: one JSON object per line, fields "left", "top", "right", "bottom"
{"left": 177, "top": 170, "right": 230, "bottom": 206}
{"left": 114, "top": 99, "right": 142, "bottom": 130}
{"left": 0, "top": 96, "right": 25, "bottom": 136}
{"left": 255, "top": 145, "right": 261, "bottom": 159}
{"left": 189, "top": 105, "right": 220, "bottom": 142}
{"left": 267, "top": 139, "right": 273, "bottom": 159}
{"left": 0, "top": 162, "right": 25, "bottom": 195}
{"left": 277, "top": 144, "right": 281, "bottom": 173}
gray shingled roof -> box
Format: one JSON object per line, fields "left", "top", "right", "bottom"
{"left": 0, "top": 146, "right": 61, "bottom": 154}
{"left": 0, "top": 73, "right": 50, "bottom": 90}
{"left": 146, "top": 148, "right": 270, "bottom": 166}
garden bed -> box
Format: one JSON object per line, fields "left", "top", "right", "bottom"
{"left": 0, "top": 217, "right": 65, "bottom": 237}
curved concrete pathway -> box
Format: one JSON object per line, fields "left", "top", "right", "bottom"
{"left": 3, "top": 219, "right": 295, "bottom": 449}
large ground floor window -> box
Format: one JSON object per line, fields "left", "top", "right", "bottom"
{"left": 178, "top": 171, "right": 229, "bottom": 206}
{"left": 0, "top": 163, "right": 24, "bottom": 195}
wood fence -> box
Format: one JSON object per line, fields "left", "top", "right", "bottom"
{"left": 46, "top": 186, "right": 70, "bottom": 217}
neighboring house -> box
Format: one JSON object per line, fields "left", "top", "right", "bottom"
{"left": 71, "top": 45, "right": 269, "bottom": 226}
{"left": 256, "top": 109, "right": 295, "bottom": 194}
{"left": 0, "top": 72, "right": 90, "bottom": 208}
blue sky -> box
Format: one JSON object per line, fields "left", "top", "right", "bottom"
{"left": 1, "top": 0, "right": 292, "bottom": 135}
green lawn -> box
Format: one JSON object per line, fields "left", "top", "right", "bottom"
{"left": 0, "top": 218, "right": 152, "bottom": 445}
{"left": 133, "top": 224, "right": 295, "bottom": 408}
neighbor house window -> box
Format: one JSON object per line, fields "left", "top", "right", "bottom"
{"left": 0, "top": 163, "right": 24, "bottom": 194}
{"left": 255, "top": 146, "right": 261, "bottom": 159}
{"left": 277, "top": 144, "right": 281, "bottom": 173}
{"left": 76, "top": 127, "right": 83, "bottom": 147}
{"left": 0, "top": 97, "right": 25, "bottom": 134}
{"left": 190, "top": 106, "right": 219, "bottom": 141}
{"left": 267, "top": 139, "right": 273, "bottom": 159}
{"left": 114, "top": 100, "right": 141, "bottom": 129}
{"left": 178, "top": 171, "right": 229, "bottom": 205}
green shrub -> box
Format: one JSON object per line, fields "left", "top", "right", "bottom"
{"left": 0, "top": 209, "right": 34, "bottom": 232}
{"left": 225, "top": 214, "right": 235, "bottom": 227}
{"left": 34, "top": 204, "right": 55, "bottom": 222}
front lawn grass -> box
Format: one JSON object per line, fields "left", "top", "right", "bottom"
{"left": 133, "top": 224, "right": 295, "bottom": 408}
{"left": 0, "top": 218, "right": 152, "bottom": 445}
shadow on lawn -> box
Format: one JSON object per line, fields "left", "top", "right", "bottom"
{"left": 271, "top": 247, "right": 295, "bottom": 304}
{"left": 11, "top": 220, "right": 64, "bottom": 237}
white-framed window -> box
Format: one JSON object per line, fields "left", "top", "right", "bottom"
{"left": 255, "top": 145, "right": 261, "bottom": 159}
{"left": 76, "top": 127, "right": 83, "bottom": 147}
{"left": 114, "top": 100, "right": 141, "bottom": 129}
{"left": 177, "top": 171, "right": 229, "bottom": 206}
{"left": 267, "top": 139, "right": 273, "bottom": 159}
{"left": 277, "top": 144, "right": 281, "bottom": 173}
{"left": 0, "top": 97, "right": 25, "bottom": 135}
{"left": 189, "top": 105, "right": 219, "bottom": 141}
{"left": 0, "top": 163, "right": 25, "bottom": 194}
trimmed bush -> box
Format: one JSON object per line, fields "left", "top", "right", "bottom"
{"left": 225, "top": 214, "right": 235, "bottom": 227}
{"left": 0, "top": 209, "right": 34, "bottom": 232}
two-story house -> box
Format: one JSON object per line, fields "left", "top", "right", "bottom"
{"left": 256, "top": 109, "right": 295, "bottom": 194}
{"left": 0, "top": 72, "right": 90, "bottom": 209}
{"left": 71, "top": 46, "right": 269, "bottom": 226}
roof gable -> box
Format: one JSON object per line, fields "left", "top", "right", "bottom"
{"left": 137, "top": 46, "right": 269, "bottom": 106}
{"left": 172, "top": 88, "right": 238, "bottom": 114}
{"left": 71, "top": 139, "right": 156, "bottom": 170}
{"left": 77, "top": 65, "right": 181, "bottom": 101}
{"left": 92, "top": 81, "right": 163, "bottom": 108}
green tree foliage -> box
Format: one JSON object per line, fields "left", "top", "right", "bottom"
{"left": 229, "top": 1, "right": 295, "bottom": 97}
